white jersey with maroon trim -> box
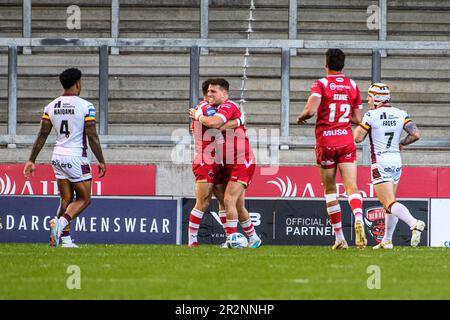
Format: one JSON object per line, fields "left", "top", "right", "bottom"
{"left": 42, "top": 95, "right": 96, "bottom": 157}
{"left": 359, "top": 105, "right": 412, "bottom": 164}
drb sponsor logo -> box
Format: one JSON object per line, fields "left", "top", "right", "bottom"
{"left": 51, "top": 160, "right": 73, "bottom": 169}
{"left": 444, "top": 241, "right": 450, "bottom": 247}
{"left": 364, "top": 207, "right": 386, "bottom": 243}
{"left": 322, "top": 129, "right": 348, "bottom": 137}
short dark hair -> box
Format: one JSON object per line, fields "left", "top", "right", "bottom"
{"left": 326, "top": 49, "right": 345, "bottom": 71}
{"left": 202, "top": 79, "right": 213, "bottom": 96}
{"left": 59, "top": 68, "right": 82, "bottom": 89}
{"left": 208, "top": 78, "right": 229, "bottom": 92}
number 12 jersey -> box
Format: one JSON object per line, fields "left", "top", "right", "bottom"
{"left": 310, "top": 73, "right": 363, "bottom": 147}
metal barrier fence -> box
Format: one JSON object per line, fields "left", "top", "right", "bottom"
{"left": 2, "top": 37, "right": 450, "bottom": 165}
{"left": 1, "top": 1, "right": 450, "bottom": 164}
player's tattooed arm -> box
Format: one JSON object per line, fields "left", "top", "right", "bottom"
{"left": 400, "top": 121, "right": 420, "bottom": 150}
{"left": 24, "top": 119, "right": 53, "bottom": 179}
{"left": 353, "top": 126, "right": 368, "bottom": 143}
{"left": 85, "top": 121, "right": 107, "bottom": 178}
{"left": 297, "top": 95, "right": 321, "bottom": 124}
{"left": 28, "top": 119, "right": 52, "bottom": 163}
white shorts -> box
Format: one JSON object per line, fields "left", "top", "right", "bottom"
{"left": 371, "top": 162, "right": 402, "bottom": 185}
{"left": 51, "top": 154, "right": 92, "bottom": 183}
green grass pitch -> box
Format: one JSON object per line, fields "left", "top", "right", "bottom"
{"left": 1, "top": 243, "right": 449, "bottom": 300}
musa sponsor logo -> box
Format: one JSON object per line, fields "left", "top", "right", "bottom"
{"left": 322, "top": 129, "right": 348, "bottom": 137}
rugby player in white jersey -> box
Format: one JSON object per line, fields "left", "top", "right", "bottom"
{"left": 23, "top": 68, "right": 106, "bottom": 248}
{"left": 354, "top": 83, "right": 425, "bottom": 249}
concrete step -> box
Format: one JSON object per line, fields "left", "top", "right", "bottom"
{"left": 1, "top": 0, "right": 447, "bottom": 11}
{"left": 1, "top": 98, "right": 449, "bottom": 118}
{"left": 2, "top": 5, "right": 449, "bottom": 24}
{"left": 1, "top": 77, "right": 448, "bottom": 99}
{"left": 2, "top": 141, "right": 450, "bottom": 167}
{"left": 2, "top": 123, "right": 448, "bottom": 138}
{"left": 2, "top": 53, "right": 449, "bottom": 71}
{"left": 2, "top": 75, "right": 449, "bottom": 93}
{"left": 2, "top": 104, "right": 449, "bottom": 126}
{"left": 2, "top": 4, "right": 449, "bottom": 40}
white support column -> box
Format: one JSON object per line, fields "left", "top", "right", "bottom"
{"left": 379, "top": 0, "right": 387, "bottom": 57}
{"left": 289, "top": 0, "right": 297, "bottom": 56}
{"left": 200, "top": 0, "right": 209, "bottom": 55}
{"left": 8, "top": 46, "right": 18, "bottom": 148}
{"left": 22, "top": 0, "right": 32, "bottom": 54}
{"left": 111, "top": 0, "right": 120, "bottom": 55}
{"left": 280, "top": 47, "right": 291, "bottom": 138}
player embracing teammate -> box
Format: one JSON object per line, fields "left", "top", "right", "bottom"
{"left": 188, "top": 79, "right": 262, "bottom": 248}
{"left": 297, "top": 49, "right": 367, "bottom": 249}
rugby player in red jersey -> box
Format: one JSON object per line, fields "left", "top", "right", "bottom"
{"left": 296, "top": 49, "right": 367, "bottom": 249}
{"left": 189, "top": 79, "right": 262, "bottom": 248}
{"left": 188, "top": 79, "right": 244, "bottom": 247}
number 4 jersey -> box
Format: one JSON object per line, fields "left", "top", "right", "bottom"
{"left": 310, "top": 73, "right": 363, "bottom": 147}
{"left": 42, "top": 94, "right": 96, "bottom": 157}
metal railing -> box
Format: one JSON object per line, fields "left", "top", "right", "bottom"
{"left": 1, "top": 0, "right": 450, "bottom": 165}
{"left": 2, "top": 37, "right": 450, "bottom": 134}
{"left": 7, "top": 0, "right": 394, "bottom": 137}
{"left": 2, "top": 38, "right": 450, "bottom": 159}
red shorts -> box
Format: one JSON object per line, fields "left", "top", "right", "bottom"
{"left": 192, "top": 163, "right": 226, "bottom": 184}
{"left": 223, "top": 163, "right": 256, "bottom": 188}
{"left": 315, "top": 143, "right": 357, "bottom": 169}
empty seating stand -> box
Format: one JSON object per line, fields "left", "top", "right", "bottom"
{"left": 0, "top": 0, "right": 449, "bottom": 166}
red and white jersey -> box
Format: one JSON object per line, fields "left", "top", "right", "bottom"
{"left": 215, "top": 99, "right": 254, "bottom": 165}
{"left": 191, "top": 100, "right": 221, "bottom": 164}
{"left": 310, "top": 73, "right": 363, "bottom": 147}
{"left": 42, "top": 94, "right": 96, "bottom": 157}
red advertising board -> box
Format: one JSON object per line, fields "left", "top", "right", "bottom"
{"left": 437, "top": 167, "right": 450, "bottom": 198}
{"left": 2, "top": 163, "right": 448, "bottom": 198}
{"left": 0, "top": 164, "right": 156, "bottom": 196}
{"left": 247, "top": 166, "right": 448, "bottom": 198}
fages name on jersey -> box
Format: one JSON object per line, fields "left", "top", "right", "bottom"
{"left": 359, "top": 106, "right": 412, "bottom": 164}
